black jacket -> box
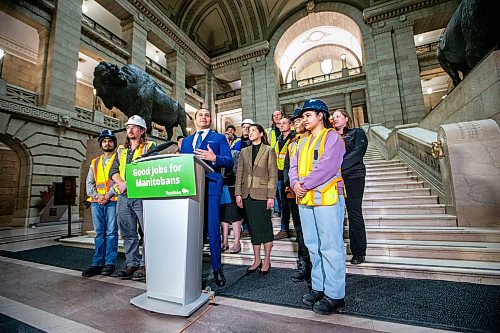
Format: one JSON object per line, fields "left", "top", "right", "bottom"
{"left": 341, "top": 128, "right": 368, "bottom": 178}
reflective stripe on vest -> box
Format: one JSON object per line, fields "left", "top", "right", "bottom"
{"left": 274, "top": 136, "right": 291, "bottom": 170}
{"left": 231, "top": 137, "right": 240, "bottom": 149}
{"left": 296, "top": 128, "right": 343, "bottom": 206}
{"left": 266, "top": 128, "right": 278, "bottom": 148}
{"left": 117, "top": 141, "right": 155, "bottom": 181}
{"left": 86, "top": 154, "right": 117, "bottom": 202}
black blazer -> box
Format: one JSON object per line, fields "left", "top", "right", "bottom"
{"left": 341, "top": 128, "right": 368, "bottom": 178}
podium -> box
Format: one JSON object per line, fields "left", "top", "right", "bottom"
{"left": 125, "top": 154, "right": 213, "bottom": 316}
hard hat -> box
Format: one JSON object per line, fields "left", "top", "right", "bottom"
{"left": 125, "top": 115, "right": 147, "bottom": 129}
{"left": 241, "top": 118, "right": 254, "bottom": 126}
{"left": 98, "top": 129, "right": 117, "bottom": 146}
{"left": 300, "top": 99, "right": 329, "bottom": 115}
{"left": 290, "top": 107, "right": 302, "bottom": 121}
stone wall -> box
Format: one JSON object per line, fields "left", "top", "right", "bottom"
{"left": 1, "top": 55, "right": 36, "bottom": 92}
{"left": 75, "top": 83, "right": 93, "bottom": 111}
{"left": 0, "top": 144, "right": 20, "bottom": 227}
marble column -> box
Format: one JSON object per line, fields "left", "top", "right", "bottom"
{"left": 121, "top": 17, "right": 147, "bottom": 69}
{"left": 166, "top": 51, "right": 186, "bottom": 109}
{"left": 41, "top": 0, "right": 82, "bottom": 112}
{"left": 344, "top": 92, "right": 353, "bottom": 119}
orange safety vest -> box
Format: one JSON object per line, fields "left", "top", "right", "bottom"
{"left": 296, "top": 128, "right": 344, "bottom": 206}
{"left": 86, "top": 154, "right": 117, "bottom": 202}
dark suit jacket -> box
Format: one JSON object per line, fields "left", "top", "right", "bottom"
{"left": 180, "top": 130, "right": 233, "bottom": 195}
{"left": 235, "top": 144, "right": 278, "bottom": 201}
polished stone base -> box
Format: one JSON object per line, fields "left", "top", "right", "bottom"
{"left": 131, "top": 292, "right": 209, "bottom": 317}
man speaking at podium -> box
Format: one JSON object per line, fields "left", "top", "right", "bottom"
{"left": 180, "top": 108, "right": 233, "bottom": 287}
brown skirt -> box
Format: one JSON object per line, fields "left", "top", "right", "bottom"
{"left": 244, "top": 197, "right": 273, "bottom": 245}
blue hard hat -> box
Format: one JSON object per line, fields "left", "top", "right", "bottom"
{"left": 300, "top": 99, "right": 329, "bottom": 115}
{"left": 290, "top": 107, "right": 302, "bottom": 121}
{"left": 98, "top": 129, "right": 117, "bottom": 146}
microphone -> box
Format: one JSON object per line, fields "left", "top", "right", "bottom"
{"left": 141, "top": 141, "right": 175, "bottom": 158}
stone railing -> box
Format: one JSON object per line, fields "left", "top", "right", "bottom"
{"left": 145, "top": 57, "right": 171, "bottom": 77}
{"left": 74, "top": 106, "right": 122, "bottom": 130}
{"left": 415, "top": 41, "right": 439, "bottom": 56}
{"left": 5, "top": 84, "right": 38, "bottom": 106}
{"left": 280, "top": 67, "right": 363, "bottom": 90}
{"left": 185, "top": 83, "right": 202, "bottom": 97}
{"left": 367, "top": 124, "right": 444, "bottom": 196}
{"left": 215, "top": 89, "right": 241, "bottom": 101}
{"left": 75, "top": 106, "right": 93, "bottom": 122}
{"left": 81, "top": 14, "right": 127, "bottom": 48}
{"left": 103, "top": 115, "right": 122, "bottom": 130}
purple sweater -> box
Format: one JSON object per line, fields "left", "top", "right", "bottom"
{"left": 289, "top": 130, "right": 346, "bottom": 192}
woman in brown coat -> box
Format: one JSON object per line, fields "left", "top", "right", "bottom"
{"left": 235, "top": 124, "right": 278, "bottom": 275}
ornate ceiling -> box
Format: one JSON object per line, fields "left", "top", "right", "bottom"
{"left": 152, "top": 0, "right": 313, "bottom": 57}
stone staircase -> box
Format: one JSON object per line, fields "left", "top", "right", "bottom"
{"left": 60, "top": 146, "right": 500, "bottom": 285}
{"left": 219, "top": 146, "right": 500, "bottom": 285}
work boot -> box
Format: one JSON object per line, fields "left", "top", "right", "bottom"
{"left": 302, "top": 290, "right": 324, "bottom": 307}
{"left": 291, "top": 259, "right": 310, "bottom": 283}
{"left": 82, "top": 266, "right": 103, "bottom": 277}
{"left": 313, "top": 296, "right": 345, "bottom": 315}
{"left": 274, "top": 230, "right": 290, "bottom": 240}
{"left": 131, "top": 266, "right": 146, "bottom": 281}
{"left": 116, "top": 266, "right": 139, "bottom": 280}
{"left": 213, "top": 269, "right": 226, "bottom": 287}
{"left": 101, "top": 265, "right": 115, "bottom": 276}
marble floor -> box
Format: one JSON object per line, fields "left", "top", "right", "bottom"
{"left": 0, "top": 226, "right": 455, "bottom": 333}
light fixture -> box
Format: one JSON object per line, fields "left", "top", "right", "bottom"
{"left": 418, "top": 35, "right": 424, "bottom": 42}
{"left": 0, "top": 48, "right": 5, "bottom": 78}
{"left": 426, "top": 87, "right": 433, "bottom": 94}
{"left": 76, "top": 70, "right": 83, "bottom": 79}
{"left": 320, "top": 59, "right": 332, "bottom": 75}
{"left": 442, "top": 94, "right": 447, "bottom": 100}
{"left": 0, "top": 49, "right": 5, "bottom": 60}
{"left": 154, "top": 51, "right": 160, "bottom": 63}
{"left": 93, "top": 88, "right": 97, "bottom": 95}
{"left": 340, "top": 54, "right": 346, "bottom": 60}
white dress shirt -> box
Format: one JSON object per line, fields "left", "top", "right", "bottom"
{"left": 192, "top": 128, "right": 210, "bottom": 150}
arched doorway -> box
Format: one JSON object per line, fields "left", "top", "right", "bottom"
{"left": 0, "top": 134, "right": 31, "bottom": 229}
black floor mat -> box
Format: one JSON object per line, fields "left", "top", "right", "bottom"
{"left": 2, "top": 245, "right": 499, "bottom": 332}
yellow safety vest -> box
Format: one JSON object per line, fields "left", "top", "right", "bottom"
{"left": 266, "top": 127, "right": 278, "bottom": 148}
{"left": 296, "top": 128, "right": 343, "bottom": 206}
{"left": 86, "top": 154, "right": 117, "bottom": 202}
{"left": 231, "top": 137, "right": 240, "bottom": 149}
{"left": 288, "top": 135, "right": 303, "bottom": 160}
{"left": 274, "top": 136, "right": 291, "bottom": 170}
{"left": 116, "top": 141, "right": 156, "bottom": 181}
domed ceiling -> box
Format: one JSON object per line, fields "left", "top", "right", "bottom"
{"left": 151, "top": 0, "right": 312, "bottom": 56}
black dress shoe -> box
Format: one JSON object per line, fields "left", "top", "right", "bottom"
{"left": 302, "top": 290, "right": 324, "bottom": 307}
{"left": 291, "top": 260, "right": 311, "bottom": 283}
{"left": 260, "top": 263, "right": 271, "bottom": 276}
{"left": 312, "top": 296, "right": 345, "bottom": 315}
{"left": 82, "top": 266, "right": 103, "bottom": 277}
{"left": 350, "top": 256, "right": 365, "bottom": 265}
{"left": 116, "top": 266, "right": 139, "bottom": 280}
{"left": 214, "top": 269, "right": 226, "bottom": 287}
{"left": 101, "top": 265, "right": 115, "bottom": 276}
{"left": 245, "top": 260, "right": 262, "bottom": 275}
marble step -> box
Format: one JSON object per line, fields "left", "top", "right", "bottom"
{"left": 365, "top": 175, "right": 418, "bottom": 183}
{"left": 365, "top": 169, "right": 412, "bottom": 177}
{"left": 273, "top": 214, "right": 456, "bottom": 228}
{"left": 362, "top": 204, "right": 446, "bottom": 215}
{"left": 364, "top": 157, "right": 386, "bottom": 163}
{"left": 365, "top": 166, "right": 408, "bottom": 174}
{"left": 362, "top": 226, "right": 500, "bottom": 242}
{"left": 363, "top": 188, "right": 431, "bottom": 198}
{"left": 217, "top": 250, "right": 500, "bottom": 285}
{"left": 365, "top": 161, "right": 405, "bottom": 169}
{"left": 219, "top": 238, "right": 500, "bottom": 263}
{"left": 0, "top": 223, "right": 81, "bottom": 244}
{"left": 365, "top": 181, "right": 424, "bottom": 191}
{"left": 362, "top": 195, "right": 439, "bottom": 206}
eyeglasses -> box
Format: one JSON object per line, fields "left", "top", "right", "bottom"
{"left": 126, "top": 125, "right": 140, "bottom": 131}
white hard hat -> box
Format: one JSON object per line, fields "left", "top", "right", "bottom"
{"left": 241, "top": 118, "right": 254, "bottom": 125}
{"left": 125, "top": 115, "right": 147, "bottom": 129}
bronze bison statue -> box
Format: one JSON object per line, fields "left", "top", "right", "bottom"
{"left": 437, "top": 0, "right": 499, "bottom": 87}
{"left": 93, "top": 62, "right": 191, "bottom": 139}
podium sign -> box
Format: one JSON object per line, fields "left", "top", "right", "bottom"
{"left": 125, "top": 154, "right": 196, "bottom": 199}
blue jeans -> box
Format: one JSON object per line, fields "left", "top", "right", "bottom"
{"left": 91, "top": 202, "right": 118, "bottom": 266}
{"left": 117, "top": 195, "right": 145, "bottom": 267}
{"left": 299, "top": 196, "right": 346, "bottom": 299}
{"left": 278, "top": 180, "right": 291, "bottom": 232}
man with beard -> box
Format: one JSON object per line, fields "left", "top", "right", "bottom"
{"left": 110, "top": 115, "right": 156, "bottom": 281}
{"left": 82, "top": 130, "right": 119, "bottom": 277}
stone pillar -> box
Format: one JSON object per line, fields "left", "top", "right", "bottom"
{"left": 367, "top": 19, "right": 425, "bottom": 128}
{"left": 121, "top": 17, "right": 147, "bottom": 69}
{"left": 344, "top": 92, "right": 353, "bottom": 119}
{"left": 42, "top": 0, "right": 82, "bottom": 112}
{"left": 166, "top": 51, "right": 186, "bottom": 109}
{"left": 437, "top": 119, "right": 500, "bottom": 227}
{"left": 240, "top": 56, "right": 272, "bottom": 126}
{"left": 34, "top": 27, "right": 50, "bottom": 106}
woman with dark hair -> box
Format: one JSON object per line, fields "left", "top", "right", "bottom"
{"left": 333, "top": 109, "right": 368, "bottom": 265}
{"left": 235, "top": 124, "right": 278, "bottom": 275}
